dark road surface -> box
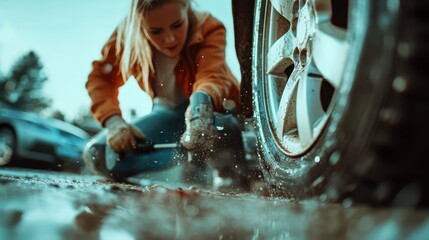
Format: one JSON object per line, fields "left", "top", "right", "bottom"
{"left": 1, "top": 168, "right": 429, "bottom": 240}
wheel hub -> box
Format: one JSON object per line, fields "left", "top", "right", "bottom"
{"left": 0, "top": 130, "right": 14, "bottom": 166}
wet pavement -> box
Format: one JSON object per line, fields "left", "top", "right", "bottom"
{"left": 1, "top": 168, "right": 429, "bottom": 240}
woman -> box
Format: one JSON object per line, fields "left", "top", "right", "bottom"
{"left": 83, "top": 0, "right": 242, "bottom": 182}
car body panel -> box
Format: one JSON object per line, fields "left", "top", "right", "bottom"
{"left": 0, "top": 108, "right": 90, "bottom": 167}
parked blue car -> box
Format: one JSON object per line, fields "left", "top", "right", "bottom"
{"left": 0, "top": 108, "right": 89, "bottom": 171}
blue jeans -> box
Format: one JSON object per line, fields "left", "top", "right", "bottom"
{"left": 83, "top": 101, "right": 250, "bottom": 189}
{"left": 83, "top": 102, "right": 187, "bottom": 180}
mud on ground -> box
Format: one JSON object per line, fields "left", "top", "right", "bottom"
{"left": 1, "top": 168, "right": 429, "bottom": 240}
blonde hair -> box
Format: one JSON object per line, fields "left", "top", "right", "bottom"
{"left": 115, "top": 0, "right": 195, "bottom": 90}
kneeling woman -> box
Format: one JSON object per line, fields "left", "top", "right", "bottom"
{"left": 83, "top": 0, "right": 244, "bottom": 184}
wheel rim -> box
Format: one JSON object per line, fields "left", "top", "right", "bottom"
{"left": 0, "top": 128, "right": 15, "bottom": 165}
{"left": 261, "top": 0, "right": 350, "bottom": 156}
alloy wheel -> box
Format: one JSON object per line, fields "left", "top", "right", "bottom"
{"left": 262, "top": 0, "right": 349, "bottom": 156}
{"left": 0, "top": 128, "right": 15, "bottom": 166}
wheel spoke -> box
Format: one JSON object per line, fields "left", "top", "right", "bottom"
{"left": 312, "top": 21, "right": 349, "bottom": 88}
{"left": 267, "top": 31, "right": 296, "bottom": 77}
{"left": 275, "top": 71, "right": 300, "bottom": 140}
{"left": 296, "top": 74, "right": 325, "bottom": 147}
{"left": 270, "top": 0, "right": 297, "bottom": 21}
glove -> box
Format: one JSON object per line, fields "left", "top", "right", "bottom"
{"left": 180, "top": 92, "right": 220, "bottom": 155}
{"left": 105, "top": 115, "right": 145, "bottom": 152}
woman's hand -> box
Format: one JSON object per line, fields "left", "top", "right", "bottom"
{"left": 180, "top": 92, "right": 220, "bottom": 155}
{"left": 105, "top": 115, "right": 145, "bottom": 152}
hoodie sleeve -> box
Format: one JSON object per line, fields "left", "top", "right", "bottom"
{"left": 85, "top": 30, "right": 125, "bottom": 126}
{"left": 191, "top": 15, "right": 240, "bottom": 112}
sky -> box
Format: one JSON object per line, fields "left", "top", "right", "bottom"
{"left": 0, "top": 0, "right": 240, "bottom": 121}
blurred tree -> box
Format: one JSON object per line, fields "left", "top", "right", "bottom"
{"left": 0, "top": 71, "right": 5, "bottom": 99}
{"left": 51, "top": 110, "right": 66, "bottom": 121}
{"left": 0, "top": 51, "right": 52, "bottom": 112}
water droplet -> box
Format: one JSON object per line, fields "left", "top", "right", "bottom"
{"left": 102, "top": 63, "right": 113, "bottom": 74}
{"left": 379, "top": 108, "right": 401, "bottom": 126}
{"left": 314, "top": 156, "right": 320, "bottom": 163}
{"left": 319, "top": 194, "right": 328, "bottom": 202}
{"left": 342, "top": 198, "right": 353, "bottom": 208}
{"left": 329, "top": 151, "right": 340, "bottom": 165}
{"left": 326, "top": 187, "right": 338, "bottom": 200}
{"left": 311, "top": 176, "right": 324, "bottom": 187}
{"left": 392, "top": 76, "right": 407, "bottom": 93}
{"left": 397, "top": 42, "right": 411, "bottom": 58}
{"left": 387, "top": 0, "right": 399, "bottom": 12}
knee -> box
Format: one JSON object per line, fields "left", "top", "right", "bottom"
{"left": 82, "top": 131, "right": 109, "bottom": 176}
{"left": 82, "top": 133, "right": 130, "bottom": 181}
{"left": 82, "top": 141, "right": 105, "bottom": 175}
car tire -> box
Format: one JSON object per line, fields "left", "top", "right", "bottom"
{"left": 0, "top": 127, "right": 16, "bottom": 166}
{"left": 252, "top": 0, "right": 429, "bottom": 206}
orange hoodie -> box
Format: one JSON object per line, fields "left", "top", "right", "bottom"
{"left": 86, "top": 14, "right": 240, "bottom": 125}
